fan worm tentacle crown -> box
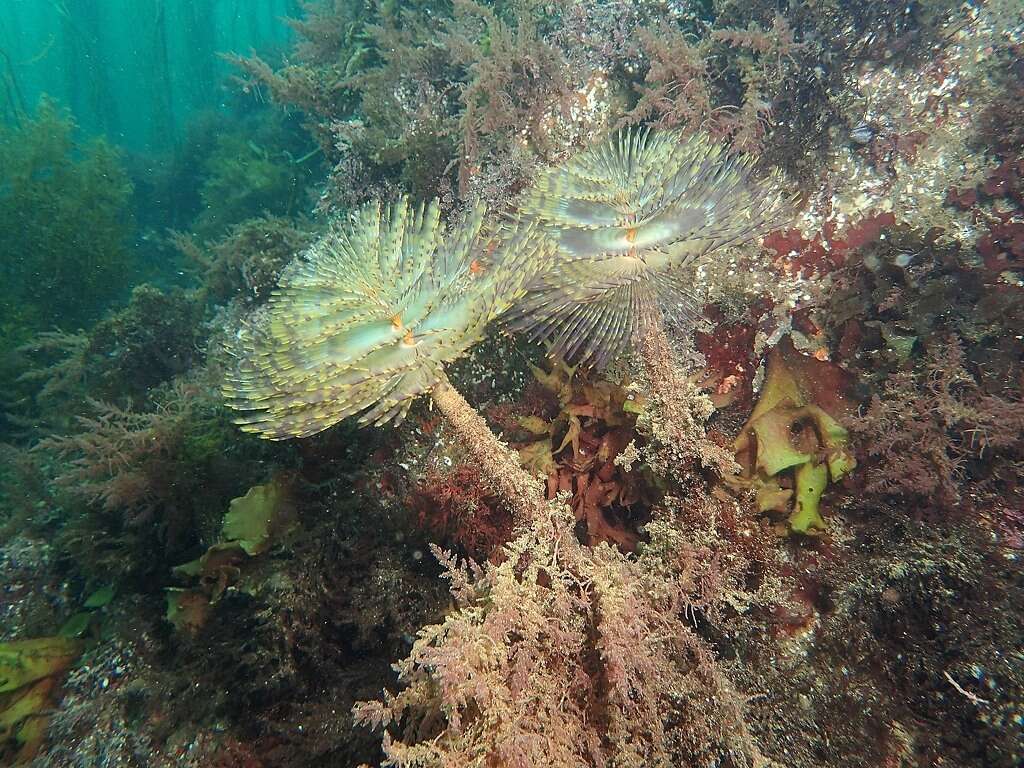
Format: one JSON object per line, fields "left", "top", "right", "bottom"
{"left": 223, "top": 197, "right": 551, "bottom": 438}
{"left": 508, "top": 127, "right": 792, "bottom": 368}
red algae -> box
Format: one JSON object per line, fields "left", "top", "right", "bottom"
{"left": 411, "top": 463, "right": 512, "bottom": 561}
{"left": 765, "top": 213, "right": 897, "bottom": 279}
{"left": 695, "top": 316, "right": 759, "bottom": 408}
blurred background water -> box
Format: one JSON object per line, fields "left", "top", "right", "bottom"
{"left": 0, "top": 0, "right": 297, "bottom": 149}
{"left": 0, "top": 0, "right": 321, "bottom": 337}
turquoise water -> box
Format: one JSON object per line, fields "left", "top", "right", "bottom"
{"left": 1, "top": 0, "right": 296, "bottom": 149}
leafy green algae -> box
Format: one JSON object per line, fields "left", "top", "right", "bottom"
{"left": 0, "top": 637, "right": 80, "bottom": 693}
{"left": 732, "top": 337, "right": 858, "bottom": 533}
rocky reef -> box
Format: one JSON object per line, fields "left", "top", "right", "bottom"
{"left": 1, "top": 2, "right": 1022, "bottom": 768}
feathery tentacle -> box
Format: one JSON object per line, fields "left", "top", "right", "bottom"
{"left": 509, "top": 128, "right": 792, "bottom": 367}
{"left": 223, "top": 197, "right": 552, "bottom": 439}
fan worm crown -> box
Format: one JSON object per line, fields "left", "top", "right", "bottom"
{"left": 509, "top": 128, "right": 792, "bottom": 368}
{"left": 223, "top": 197, "right": 551, "bottom": 438}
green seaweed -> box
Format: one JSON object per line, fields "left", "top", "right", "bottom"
{"left": 195, "top": 132, "right": 306, "bottom": 237}
{"left": 222, "top": 479, "right": 294, "bottom": 556}
{"left": 57, "top": 613, "right": 92, "bottom": 639}
{"left": 731, "top": 337, "right": 858, "bottom": 533}
{"left": 0, "top": 99, "right": 135, "bottom": 331}
{"left": 791, "top": 460, "right": 829, "bottom": 533}
{"left": 166, "top": 476, "right": 296, "bottom": 634}
{"left": 82, "top": 585, "right": 115, "bottom": 609}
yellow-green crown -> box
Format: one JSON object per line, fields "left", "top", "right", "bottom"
{"left": 508, "top": 128, "right": 792, "bottom": 368}
{"left": 223, "top": 197, "right": 551, "bottom": 438}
